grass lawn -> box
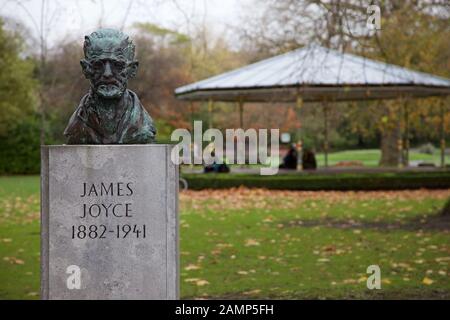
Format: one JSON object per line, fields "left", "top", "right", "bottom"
{"left": 0, "top": 176, "right": 449, "bottom": 299}
{"left": 315, "top": 149, "right": 449, "bottom": 167}
{"left": 185, "top": 148, "right": 449, "bottom": 170}
{"left": 0, "top": 176, "right": 40, "bottom": 299}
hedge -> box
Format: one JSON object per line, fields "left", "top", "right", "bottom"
{"left": 182, "top": 171, "right": 450, "bottom": 191}
{"left": 0, "top": 117, "right": 41, "bottom": 175}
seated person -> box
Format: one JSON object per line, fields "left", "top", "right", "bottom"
{"left": 302, "top": 148, "right": 317, "bottom": 170}
{"left": 279, "top": 144, "right": 298, "bottom": 170}
{"left": 204, "top": 152, "right": 230, "bottom": 173}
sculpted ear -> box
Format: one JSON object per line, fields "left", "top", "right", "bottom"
{"left": 127, "top": 61, "right": 139, "bottom": 78}
{"left": 80, "top": 59, "right": 92, "bottom": 78}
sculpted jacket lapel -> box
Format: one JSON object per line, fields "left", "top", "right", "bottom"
{"left": 119, "top": 91, "right": 156, "bottom": 144}
{"left": 64, "top": 90, "right": 156, "bottom": 144}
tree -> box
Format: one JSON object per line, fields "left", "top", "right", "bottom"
{"left": 238, "top": 0, "right": 449, "bottom": 165}
{"left": 131, "top": 22, "right": 249, "bottom": 136}
{"left": 0, "top": 18, "right": 39, "bottom": 174}
{"left": 441, "top": 197, "right": 450, "bottom": 216}
{"left": 0, "top": 18, "right": 37, "bottom": 135}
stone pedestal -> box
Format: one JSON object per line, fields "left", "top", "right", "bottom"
{"left": 41, "top": 145, "right": 178, "bottom": 300}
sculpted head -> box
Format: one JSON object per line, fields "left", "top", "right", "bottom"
{"left": 80, "top": 28, "right": 138, "bottom": 99}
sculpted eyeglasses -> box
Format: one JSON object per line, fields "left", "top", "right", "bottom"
{"left": 90, "top": 59, "right": 127, "bottom": 73}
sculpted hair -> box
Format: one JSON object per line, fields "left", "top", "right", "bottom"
{"left": 83, "top": 28, "right": 136, "bottom": 62}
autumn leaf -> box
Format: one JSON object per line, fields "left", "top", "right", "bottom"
{"left": 3, "top": 256, "right": 24, "bottom": 265}
{"left": 195, "top": 280, "right": 209, "bottom": 286}
{"left": 357, "top": 276, "right": 367, "bottom": 283}
{"left": 244, "top": 239, "right": 260, "bottom": 247}
{"left": 243, "top": 289, "right": 261, "bottom": 295}
{"left": 185, "top": 264, "right": 201, "bottom": 271}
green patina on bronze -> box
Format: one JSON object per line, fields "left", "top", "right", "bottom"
{"left": 64, "top": 28, "right": 156, "bottom": 144}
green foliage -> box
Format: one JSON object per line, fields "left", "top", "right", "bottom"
{"left": 154, "top": 119, "right": 177, "bottom": 143}
{"left": 417, "top": 143, "right": 436, "bottom": 155}
{"left": 0, "top": 19, "right": 37, "bottom": 136}
{"left": 0, "top": 115, "right": 40, "bottom": 174}
{"left": 0, "top": 19, "right": 39, "bottom": 174}
{"left": 182, "top": 171, "right": 450, "bottom": 191}
{"left": 133, "top": 22, "right": 191, "bottom": 45}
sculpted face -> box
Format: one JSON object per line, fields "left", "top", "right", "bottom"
{"left": 64, "top": 28, "right": 157, "bottom": 144}
{"left": 80, "top": 29, "right": 138, "bottom": 99}
{"left": 87, "top": 57, "right": 128, "bottom": 98}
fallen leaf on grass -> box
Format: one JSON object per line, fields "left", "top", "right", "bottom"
{"left": 184, "top": 264, "right": 201, "bottom": 271}
{"left": 3, "top": 257, "right": 24, "bottom": 265}
{"left": 195, "top": 280, "right": 209, "bottom": 286}
{"left": 357, "top": 276, "right": 367, "bottom": 283}
{"left": 183, "top": 278, "right": 210, "bottom": 286}
{"left": 422, "top": 277, "right": 434, "bottom": 285}
{"left": 342, "top": 279, "right": 357, "bottom": 284}
{"left": 245, "top": 239, "right": 260, "bottom": 247}
{"left": 243, "top": 289, "right": 261, "bottom": 295}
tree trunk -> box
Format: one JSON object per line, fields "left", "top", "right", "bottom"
{"left": 441, "top": 197, "right": 450, "bottom": 216}
{"left": 379, "top": 124, "right": 401, "bottom": 166}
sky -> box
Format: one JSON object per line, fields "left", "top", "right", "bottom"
{"left": 0, "top": 0, "right": 256, "bottom": 49}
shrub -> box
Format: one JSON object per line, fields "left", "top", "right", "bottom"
{"left": 0, "top": 116, "right": 41, "bottom": 174}
{"left": 182, "top": 171, "right": 450, "bottom": 191}
{"left": 417, "top": 143, "right": 435, "bottom": 155}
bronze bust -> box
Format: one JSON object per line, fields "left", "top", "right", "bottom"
{"left": 64, "top": 28, "right": 156, "bottom": 144}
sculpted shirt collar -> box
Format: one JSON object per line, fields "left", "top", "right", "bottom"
{"left": 64, "top": 89, "right": 156, "bottom": 144}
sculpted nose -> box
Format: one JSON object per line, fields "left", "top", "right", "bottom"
{"left": 103, "top": 61, "right": 113, "bottom": 77}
